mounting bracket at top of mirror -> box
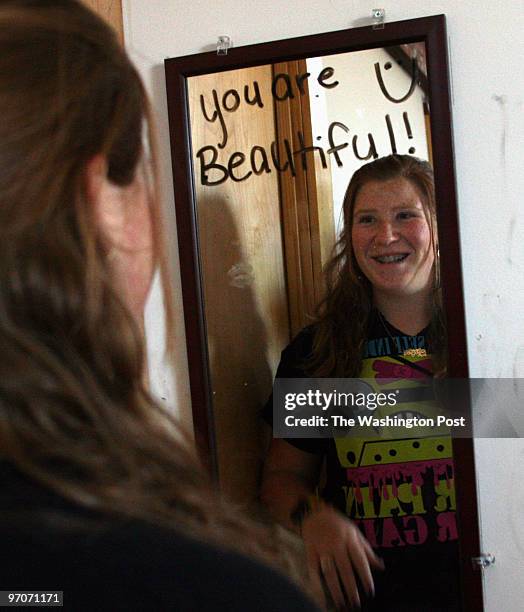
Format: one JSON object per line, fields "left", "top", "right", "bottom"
{"left": 471, "top": 553, "right": 496, "bottom": 570}
{"left": 371, "top": 8, "right": 386, "bottom": 30}
{"left": 216, "top": 36, "right": 232, "bottom": 55}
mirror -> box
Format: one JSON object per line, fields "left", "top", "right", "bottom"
{"left": 165, "top": 15, "right": 482, "bottom": 610}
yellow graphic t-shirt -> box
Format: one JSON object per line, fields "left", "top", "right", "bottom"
{"left": 265, "top": 312, "right": 461, "bottom": 609}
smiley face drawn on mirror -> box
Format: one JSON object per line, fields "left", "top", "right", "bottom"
{"left": 374, "top": 56, "right": 419, "bottom": 104}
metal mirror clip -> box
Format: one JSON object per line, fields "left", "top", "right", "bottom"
{"left": 372, "top": 8, "right": 386, "bottom": 30}
{"left": 216, "top": 36, "right": 232, "bottom": 55}
{"left": 471, "top": 553, "right": 496, "bottom": 570}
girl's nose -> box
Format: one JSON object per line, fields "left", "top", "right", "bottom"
{"left": 374, "top": 221, "right": 398, "bottom": 245}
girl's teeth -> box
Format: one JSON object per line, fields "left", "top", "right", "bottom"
{"left": 376, "top": 254, "right": 407, "bottom": 263}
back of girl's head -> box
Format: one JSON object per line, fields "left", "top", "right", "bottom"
{"left": 0, "top": 0, "right": 160, "bottom": 489}
{"left": 0, "top": 1, "right": 144, "bottom": 193}
{"left": 0, "top": 3, "right": 312, "bottom": 592}
{"left": 0, "top": 1, "right": 149, "bottom": 393}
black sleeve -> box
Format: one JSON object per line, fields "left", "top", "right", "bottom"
{"left": 97, "top": 523, "right": 321, "bottom": 612}
{"left": 262, "top": 327, "right": 328, "bottom": 455}
{"left": 1, "top": 517, "right": 320, "bottom": 612}
{"left": 0, "top": 465, "right": 319, "bottom": 612}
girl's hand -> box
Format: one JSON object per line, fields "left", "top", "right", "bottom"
{"left": 301, "top": 504, "right": 384, "bottom": 610}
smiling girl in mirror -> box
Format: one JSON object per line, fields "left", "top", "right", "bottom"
{"left": 261, "top": 155, "right": 460, "bottom": 611}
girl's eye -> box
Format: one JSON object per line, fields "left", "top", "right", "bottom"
{"left": 356, "top": 215, "right": 374, "bottom": 224}
{"left": 397, "top": 211, "right": 418, "bottom": 220}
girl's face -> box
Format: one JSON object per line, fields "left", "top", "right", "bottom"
{"left": 112, "top": 166, "right": 155, "bottom": 321}
{"left": 90, "top": 157, "right": 155, "bottom": 323}
{"left": 351, "top": 177, "right": 434, "bottom": 300}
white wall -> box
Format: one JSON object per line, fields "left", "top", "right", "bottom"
{"left": 123, "top": 1, "right": 524, "bottom": 609}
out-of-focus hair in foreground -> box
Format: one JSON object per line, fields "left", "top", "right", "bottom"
{"left": 0, "top": 0, "right": 310, "bottom": 597}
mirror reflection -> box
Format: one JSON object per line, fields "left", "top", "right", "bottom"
{"left": 187, "top": 42, "right": 432, "bottom": 504}
{"left": 184, "top": 39, "right": 463, "bottom": 611}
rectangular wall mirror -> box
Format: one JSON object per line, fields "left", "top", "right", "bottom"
{"left": 165, "top": 15, "right": 483, "bottom": 610}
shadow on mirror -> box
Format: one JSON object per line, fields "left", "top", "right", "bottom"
{"left": 165, "top": 16, "right": 483, "bottom": 611}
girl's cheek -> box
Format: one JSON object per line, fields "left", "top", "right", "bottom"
{"left": 409, "top": 219, "right": 431, "bottom": 240}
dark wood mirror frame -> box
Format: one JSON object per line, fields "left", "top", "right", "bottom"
{"left": 165, "top": 15, "right": 483, "bottom": 610}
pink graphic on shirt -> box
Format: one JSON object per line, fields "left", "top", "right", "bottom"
{"left": 347, "top": 458, "right": 453, "bottom": 503}
{"left": 373, "top": 358, "right": 433, "bottom": 383}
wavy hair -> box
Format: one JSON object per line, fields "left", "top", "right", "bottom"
{"left": 0, "top": 0, "right": 309, "bottom": 592}
{"left": 308, "top": 154, "right": 447, "bottom": 378}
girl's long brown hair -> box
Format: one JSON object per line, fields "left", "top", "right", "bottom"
{"left": 0, "top": 0, "right": 308, "bottom": 590}
{"left": 308, "top": 154, "right": 447, "bottom": 378}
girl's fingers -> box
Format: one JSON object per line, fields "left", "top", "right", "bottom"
{"left": 319, "top": 555, "right": 346, "bottom": 610}
{"left": 333, "top": 549, "right": 361, "bottom": 609}
{"left": 359, "top": 532, "right": 385, "bottom": 570}
{"left": 305, "top": 550, "right": 329, "bottom": 611}
{"left": 346, "top": 537, "right": 375, "bottom": 598}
